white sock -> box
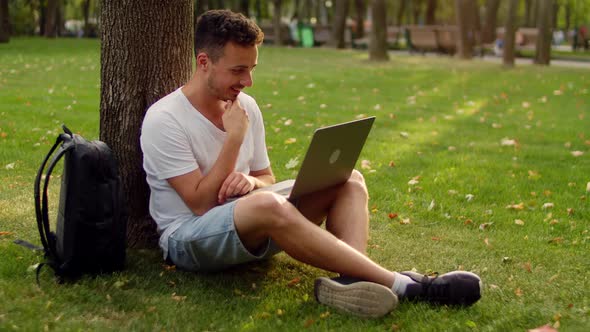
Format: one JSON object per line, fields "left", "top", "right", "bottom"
{"left": 391, "top": 272, "right": 416, "bottom": 296}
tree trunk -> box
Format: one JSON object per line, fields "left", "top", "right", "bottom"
{"left": 535, "top": 0, "right": 553, "bottom": 65}
{"left": 425, "top": 0, "right": 437, "bottom": 25}
{"left": 196, "top": 0, "right": 207, "bottom": 16}
{"left": 524, "top": 0, "right": 533, "bottom": 27}
{"left": 396, "top": 0, "right": 407, "bottom": 26}
{"left": 412, "top": 0, "right": 423, "bottom": 25}
{"left": 45, "top": 0, "right": 58, "bottom": 37}
{"left": 82, "top": 0, "right": 91, "bottom": 37}
{"left": 482, "top": 0, "right": 500, "bottom": 43}
{"left": 330, "top": 0, "right": 349, "bottom": 48}
{"left": 272, "top": 0, "right": 283, "bottom": 46}
{"left": 0, "top": 0, "right": 9, "bottom": 43}
{"left": 564, "top": 2, "right": 571, "bottom": 41}
{"left": 369, "top": 0, "right": 388, "bottom": 61}
{"left": 39, "top": 1, "right": 46, "bottom": 36}
{"left": 354, "top": 0, "right": 365, "bottom": 39}
{"left": 238, "top": 0, "right": 249, "bottom": 16}
{"left": 503, "top": 0, "right": 518, "bottom": 67}
{"left": 455, "top": 0, "right": 474, "bottom": 59}
{"left": 552, "top": 2, "right": 559, "bottom": 30}
{"left": 100, "top": 0, "right": 193, "bottom": 248}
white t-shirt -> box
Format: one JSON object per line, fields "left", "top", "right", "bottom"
{"left": 140, "top": 88, "right": 270, "bottom": 257}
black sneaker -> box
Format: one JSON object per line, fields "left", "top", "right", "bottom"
{"left": 314, "top": 276, "right": 398, "bottom": 318}
{"left": 400, "top": 271, "right": 482, "bottom": 306}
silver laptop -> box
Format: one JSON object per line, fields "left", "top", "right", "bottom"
{"left": 231, "top": 116, "right": 375, "bottom": 203}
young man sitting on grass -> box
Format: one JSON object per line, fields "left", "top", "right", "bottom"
{"left": 140, "top": 9, "right": 482, "bottom": 318}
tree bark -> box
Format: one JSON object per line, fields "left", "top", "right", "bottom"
{"left": 455, "top": 0, "right": 474, "bottom": 59}
{"left": 354, "top": 0, "right": 366, "bottom": 39}
{"left": 396, "top": 0, "right": 407, "bottom": 26}
{"left": 44, "top": 0, "right": 58, "bottom": 38}
{"left": 369, "top": 0, "right": 388, "bottom": 61}
{"left": 100, "top": 0, "right": 193, "bottom": 248}
{"left": 535, "top": 0, "right": 553, "bottom": 65}
{"left": 330, "top": 0, "right": 349, "bottom": 48}
{"left": 82, "top": 0, "right": 91, "bottom": 37}
{"left": 525, "top": 0, "right": 533, "bottom": 27}
{"left": 482, "top": 0, "right": 500, "bottom": 43}
{"left": 412, "top": 0, "right": 423, "bottom": 25}
{"left": 272, "top": 0, "right": 283, "bottom": 46}
{"left": 564, "top": 1, "right": 571, "bottom": 40}
{"left": 503, "top": 0, "right": 518, "bottom": 67}
{"left": 0, "top": 0, "right": 9, "bottom": 43}
{"left": 196, "top": 0, "right": 207, "bottom": 16}
{"left": 238, "top": 0, "right": 250, "bottom": 16}
{"left": 425, "top": 0, "right": 437, "bottom": 25}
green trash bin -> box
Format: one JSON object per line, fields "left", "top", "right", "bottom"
{"left": 298, "top": 24, "right": 315, "bottom": 48}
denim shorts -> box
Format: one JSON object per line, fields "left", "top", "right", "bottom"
{"left": 167, "top": 200, "right": 282, "bottom": 272}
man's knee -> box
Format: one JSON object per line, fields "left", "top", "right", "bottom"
{"left": 239, "top": 192, "right": 297, "bottom": 229}
{"left": 347, "top": 170, "right": 368, "bottom": 197}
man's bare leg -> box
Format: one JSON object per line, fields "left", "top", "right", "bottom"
{"left": 296, "top": 170, "right": 369, "bottom": 254}
{"left": 233, "top": 190, "right": 395, "bottom": 288}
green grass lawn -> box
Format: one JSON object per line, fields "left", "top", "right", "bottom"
{"left": 1, "top": 37, "right": 589, "bottom": 331}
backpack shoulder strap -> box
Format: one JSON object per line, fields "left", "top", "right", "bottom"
{"left": 34, "top": 132, "right": 74, "bottom": 261}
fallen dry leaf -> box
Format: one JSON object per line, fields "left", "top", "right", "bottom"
{"left": 284, "top": 138, "right": 297, "bottom": 144}
{"left": 528, "top": 324, "right": 558, "bottom": 332}
{"left": 506, "top": 202, "right": 525, "bottom": 210}
{"left": 287, "top": 277, "right": 301, "bottom": 287}
{"left": 501, "top": 138, "right": 518, "bottom": 146}
{"left": 484, "top": 238, "right": 491, "bottom": 247}
{"left": 571, "top": 151, "right": 584, "bottom": 157}
{"left": 479, "top": 222, "right": 493, "bottom": 231}
{"left": 515, "top": 288, "right": 524, "bottom": 297}
{"left": 515, "top": 219, "right": 525, "bottom": 226}
{"left": 361, "top": 159, "right": 372, "bottom": 170}
{"left": 388, "top": 213, "right": 398, "bottom": 219}
{"left": 400, "top": 218, "right": 411, "bottom": 225}
{"left": 285, "top": 157, "right": 299, "bottom": 170}
{"left": 542, "top": 203, "right": 554, "bottom": 210}
{"left": 523, "top": 262, "right": 532, "bottom": 273}
{"left": 0, "top": 231, "right": 14, "bottom": 236}
{"left": 171, "top": 293, "right": 186, "bottom": 302}
{"left": 587, "top": 182, "right": 590, "bottom": 192}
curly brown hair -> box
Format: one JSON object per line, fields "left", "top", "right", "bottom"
{"left": 194, "top": 10, "right": 264, "bottom": 63}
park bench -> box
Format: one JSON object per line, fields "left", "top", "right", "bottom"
{"left": 352, "top": 26, "right": 401, "bottom": 49}
{"left": 260, "top": 23, "right": 293, "bottom": 45}
{"left": 434, "top": 25, "right": 457, "bottom": 54}
{"left": 406, "top": 25, "right": 439, "bottom": 54}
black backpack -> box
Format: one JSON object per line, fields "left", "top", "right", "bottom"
{"left": 31, "top": 125, "right": 127, "bottom": 282}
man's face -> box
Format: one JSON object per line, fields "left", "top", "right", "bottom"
{"left": 206, "top": 42, "right": 258, "bottom": 101}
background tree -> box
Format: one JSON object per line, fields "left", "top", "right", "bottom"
{"left": 503, "top": 0, "right": 519, "bottom": 67}
{"left": 369, "top": 0, "right": 388, "bottom": 61}
{"left": 396, "top": 0, "right": 407, "bottom": 26}
{"left": 329, "top": 0, "right": 349, "bottom": 48}
{"left": 412, "top": 0, "right": 424, "bottom": 24}
{"left": 535, "top": 0, "right": 553, "bottom": 65}
{"left": 235, "top": 0, "right": 250, "bottom": 16}
{"left": 354, "top": 0, "right": 366, "bottom": 39}
{"left": 272, "top": 0, "right": 282, "bottom": 45}
{"left": 455, "top": 0, "right": 474, "bottom": 59}
{"left": 481, "top": 0, "right": 500, "bottom": 44}
{"left": 0, "top": 0, "right": 9, "bottom": 43}
{"left": 100, "top": 0, "right": 193, "bottom": 247}
{"left": 425, "top": 0, "right": 437, "bottom": 25}
{"left": 44, "top": 0, "right": 58, "bottom": 37}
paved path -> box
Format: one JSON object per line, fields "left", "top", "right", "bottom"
{"left": 389, "top": 50, "right": 590, "bottom": 69}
